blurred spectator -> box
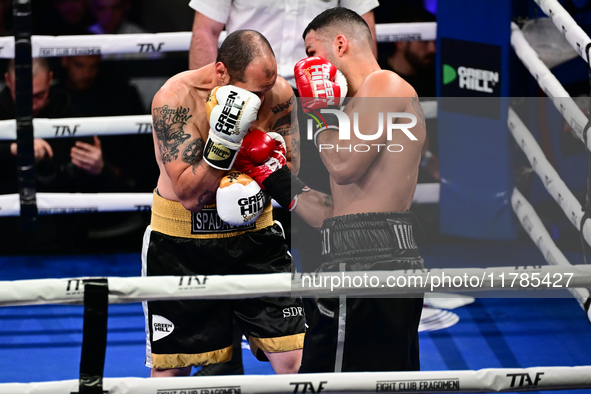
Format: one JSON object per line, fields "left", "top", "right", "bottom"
{"left": 0, "top": 58, "right": 118, "bottom": 193}
{"left": 378, "top": 7, "right": 436, "bottom": 98}
{"left": 35, "top": 0, "right": 93, "bottom": 36}
{"left": 0, "top": 0, "right": 11, "bottom": 36}
{"left": 58, "top": 55, "right": 145, "bottom": 116}
{"left": 88, "top": 0, "right": 146, "bottom": 34}
{"left": 56, "top": 54, "right": 157, "bottom": 243}
{"left": 57, "top": 54, "right": 156, "bottom": 191}
{"left": 0, "top": 58, "right": 124, "bottom": 254}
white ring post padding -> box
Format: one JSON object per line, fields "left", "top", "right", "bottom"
{"left": 511, "top": 187, "right": 591, "bottom": 322}
{"left": 3, "top": 265, "right": 591, "bottom": 306}
{"left": 534, "top": 0, "right": 591, "bottom": 63}
{"left": 510, "top": 22, "right": 591, "bottom": 152}
{"left": 0, "top": 23, "right": 438, "bottom": 59}
{"left": 508, "top": 107, "right": 591, "bottom": 247}
{"left": 1, "top": 366, "right": 591, "bottom": 394}
{"left": 375, "top": 22, "right": 437, "bottom": 42}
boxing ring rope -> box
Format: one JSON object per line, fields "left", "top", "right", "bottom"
{"left": 3, "top": 264, "right": 591, "bottom": 307}
{"left": 0, "top": 184, "right": 439, "bottom": 216}
{"left": 534, "top": 0, "right": 591, "bottom": 64}
{"left": 511, "top": 187, "right": 591, "bottom": 320}
{"left": 509, "top": 20, "right": 591, "bottom": 320}
{"left": 0, "top": 22, "right": 437, "bottom": 59}
{"left": 0, "top": 101, "right": 438, "bottom": 139}
{"left": 1, "top": 366, "right": 590, "bottom": 394}
{"left": 510, "top": 22, "right": 591, "bottom": 242}
{"left": 507, "top": 107, "right": 591, "bottom": 247}
{"left": 510, "top": 22, "right": 591, "bottom": 152}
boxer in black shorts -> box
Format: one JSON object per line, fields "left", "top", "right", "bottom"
{"left": 143, "top": 192, "right": 304, "bottom": 370}
{"left": 299, "top": 212, "right": 424, "bottom": 372}
{"left": 144, "top": 29, "right": 303, "bottom": 377}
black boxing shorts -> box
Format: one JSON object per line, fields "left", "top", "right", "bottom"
{"left": 299, "top": 211, "right": 424, "bottom": 373}
{"left": 142, "top": 192, "right": 305, "bottom": 370}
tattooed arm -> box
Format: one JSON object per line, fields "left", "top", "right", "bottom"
{"left": 152, "top": 88, "right": 223, "bottom": 212}
{"left": 269, "top": 79, "right": 301, "bottom": 175}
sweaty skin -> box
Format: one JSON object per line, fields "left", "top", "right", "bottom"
{"left": 324, "top": 72, "right": 426, "bottom": 217}
{"left": 151, "top": 62, "right": 299, "bottom": 213}
{"left": 296, "top": 30, "right": 426, "bottom": 229}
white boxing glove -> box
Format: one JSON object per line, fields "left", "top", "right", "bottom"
{"left": 216, "top": 171, "right": 266, "bottom": 226}
{"left": 204, "top": 85, "right": 261, "bottom": 170}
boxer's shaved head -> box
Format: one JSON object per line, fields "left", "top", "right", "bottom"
{"left": 217, "top": 29, "right": 275, "bottom": 84}
{"left": 303, "top": 7, "right": 372, "bottom": 51}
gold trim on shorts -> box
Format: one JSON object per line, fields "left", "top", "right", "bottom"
{"left": 249, "top": 333, "right": 305, "bottom": 355}
{"left": 150, "top": 191, "right": 273, "bottom": 239}
{"left": 151, "top": 345, "right": 232, "bottom": 369}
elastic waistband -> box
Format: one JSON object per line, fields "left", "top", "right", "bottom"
{"left": 322, "top": 211, "right": 415, "bottom": 229}
{"left": 150, "top": 191, "right": 273, "bottom": 239}
{"left": 320, "top": 211, "right": 421, "bottom": 270}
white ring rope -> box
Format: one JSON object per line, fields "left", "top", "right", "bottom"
{"left": 1, "top": 366, "right": 590, "bottom": 394}
{"left": 0, "top": 183, "right": 439, "bottom": 217}
{"left": 508, "top": 107, "right": 591, "bottom": 246}
{"left": 0, "top": 102, "right": 439, "bottom": 139}
{"left": 0, "top": 115, "right": 152, "bottom": 140}
{"left": 0, "top": 192, "right": 153, "bottom": 216}
{"left": 0, "top": 22, "right": 437, "bottom": 59}
{"left": 510, "top": 22, "right": 591, "bottom": 152}
{"left": 534, "top": 0, "right": 591, "bottom": 63}
{"left": 2, "top": 265, "right": 591, "bottom": 307}
{"left": 512, "top": 187, "right": 591, "bottom": 321}
{"left": 375, "top": 22, "right": 437, "bottom": 43}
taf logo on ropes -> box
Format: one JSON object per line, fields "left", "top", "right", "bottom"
{"left": 506, "top": 372, "right": 544, "bottom": 388}
{"left": 290, "top": 381, "right": 327, "bottom": 393}
{"left": 178, "top": 275, "right": 208, "bottom": 289}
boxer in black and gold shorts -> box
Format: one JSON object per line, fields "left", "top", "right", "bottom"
{"left": 142, "top": 191, "right": 305, "bottom": 370}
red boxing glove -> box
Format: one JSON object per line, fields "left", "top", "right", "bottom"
{"left": 294, "top": 56, "right": 348, "bottom": 113}
{"left": 234, "top": 130, "right": 287, "bottom": 189}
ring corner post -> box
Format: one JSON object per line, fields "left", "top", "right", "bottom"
{"left": 12, "top": 0, "right": 38, "bottom": 230}
{"left": 436, "top": 0, "right": 521, "bottom": 240}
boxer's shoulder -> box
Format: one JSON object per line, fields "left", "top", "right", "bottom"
{"left": 265, "top": 76, "right": 295, "bottom": 112}
{"left": 358, "top": 70, "right": 416, "bottom": 99}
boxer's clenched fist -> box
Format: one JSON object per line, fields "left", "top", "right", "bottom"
{"left": 294, "top": 56, "right": 348, "bottom": 112}
{"left": 234, "top": 129, "right": 287, "bottom": 189}
{"left": 203, "top": 85, "right": 261, "bottom": 170}
{"left": 216, "top": 171, "right": 265, "bottom": 226}
{"left": 234, "top": 129, "right": 308, "bottom": 211}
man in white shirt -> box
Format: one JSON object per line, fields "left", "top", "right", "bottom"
{"left": 188, "top": 0, "right": 379, "bottom": 86}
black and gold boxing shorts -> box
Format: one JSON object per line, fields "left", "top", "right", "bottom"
{"left": 142, "top": 192, "right": 305, "bottom": 369}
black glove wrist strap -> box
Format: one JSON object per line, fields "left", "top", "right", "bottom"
{"left": 262, "top": 166, "right": 308, "bottom": 209}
